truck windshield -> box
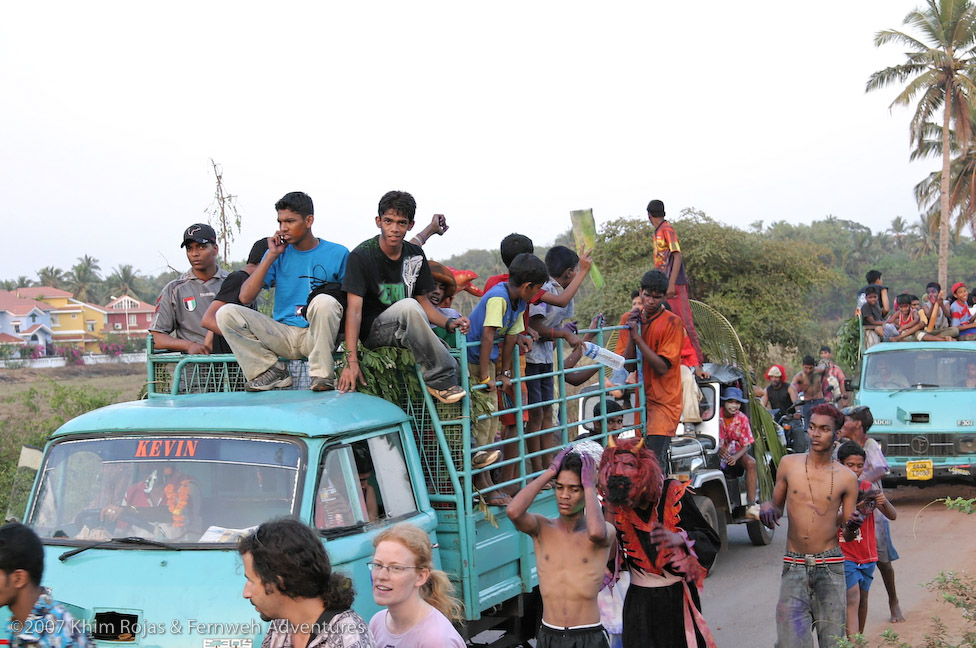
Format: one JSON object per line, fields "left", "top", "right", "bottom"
{"left": 863, "top": 349, "right": 976, "bottom": 390}
{"left": 27, "top": 435, "right": 302, "bottom": 545}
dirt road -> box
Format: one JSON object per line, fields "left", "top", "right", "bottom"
{"left": 700, "top": 482, "right": 976, "bottom": 646}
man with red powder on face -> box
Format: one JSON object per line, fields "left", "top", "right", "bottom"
{"left": 598, "top": 436, "right": 720, "bottom": 648}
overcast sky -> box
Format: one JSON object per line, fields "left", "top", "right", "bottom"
{"left": 1, "top": 1, "right": 934, "bottom": 281}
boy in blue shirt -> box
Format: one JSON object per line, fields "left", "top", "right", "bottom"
{"left": 217, "top": 192, "right": 348, "bottom": 392}
{"left": 217, "top": 191, "right": 349, "bottom": 391}
{"left": 466, "top": 253, "right": 548, "bottom": 505}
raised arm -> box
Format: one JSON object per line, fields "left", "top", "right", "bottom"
{"left": 239, "top": 235, "right": 283, "bottom": 305}
{"left": 580, "top": 453, "right": 614, "bottom": 546}
{"left": 539, "top": 247, "right": 592, "bottom": 307}
{"left": 507, "top": 447, "right": 571, "bottom": 535}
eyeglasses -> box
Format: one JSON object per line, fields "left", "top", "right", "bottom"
{"left": 842, "top": 406, "right": 868, "bottom": 416}
{"left": 367, "top": 561, "right": 421, "bottom": 575}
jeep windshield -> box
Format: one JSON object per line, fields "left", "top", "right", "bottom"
{"left": 27, "top": 435, "right": 303, "bottom": 546}
{"left": 863, "top": 349, "right": 976, "bottom": 391}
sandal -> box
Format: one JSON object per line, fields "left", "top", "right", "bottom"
{"left": 477, "top": 491, "right": 513, "bottom": 507}
{"left": 427, "top": 384, "right": 466, "bottom": 404}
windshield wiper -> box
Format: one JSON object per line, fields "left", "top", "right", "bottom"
{"left": 59, "top": 536, "right": 182, "bottom": 561}
{"left": 318, "top": 523, "right": 366, "bottom": 540}
{"left": 889, "top": 383, "right": 939, "bottom": 396}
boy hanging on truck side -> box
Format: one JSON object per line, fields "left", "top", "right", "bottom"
{"left": 507, "top": 447, "right": 616, "bottom": 648}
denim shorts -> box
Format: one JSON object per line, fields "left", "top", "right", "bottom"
{"left": 844, "top": 560, "right": 876, "bottom": 591}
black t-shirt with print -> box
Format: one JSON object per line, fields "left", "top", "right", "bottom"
{"left": 342, "top": 236, "right": 435, "bottom": 338}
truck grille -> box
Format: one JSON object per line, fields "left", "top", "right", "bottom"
{"left": 884, "top": 433, "right": 956, "bottom": 457}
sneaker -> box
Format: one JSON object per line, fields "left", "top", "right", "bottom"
{"left": 244, "top": 363, "right": 293, "bottom": 392}
{"left": 427, "top": 384, "right": 466, "bottom": 404}
{"left": 310, "top": 377, "right": 334, "bottom": 392}
{"left": 745, "top": 503, "right": 760, "bottom": 520}
{"left": 472, "top": 450, "right": 501, "bottom": 469}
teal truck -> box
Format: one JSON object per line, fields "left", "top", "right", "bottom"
{"left": 15, "top": 328, "right": 641, "bottom": 647}
{"left": 850, "top": 340, "right": 976, "bottom": 483}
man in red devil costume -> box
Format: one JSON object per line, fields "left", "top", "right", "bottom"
{"left": 598, "top": 436, "right": 720, "bottom": 648}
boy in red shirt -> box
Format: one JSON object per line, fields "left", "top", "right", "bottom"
{"left": 837, "top": 441, "right": 897, "bottom": 639}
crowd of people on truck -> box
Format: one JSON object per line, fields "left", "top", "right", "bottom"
{"left": 1, "top": 192, "right": 916, "bottom": 648}
{"left": 857, "top": 268, "right": 976, "bottom": 345}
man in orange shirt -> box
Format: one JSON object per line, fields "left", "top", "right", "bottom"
{"left": 623, "top": 269, "right": 686, "bottom": 473}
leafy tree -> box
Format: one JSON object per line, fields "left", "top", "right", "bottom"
{"left": 868, "top": 0, "right": 976, "bottom": 290}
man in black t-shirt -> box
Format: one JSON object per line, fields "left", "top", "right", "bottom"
{"left": 201, "top": 238, "right": 269, "bottom": 354}
{"left": 338, "top": 190, "right": 471, "bottom": 404}
{"left": 763, "top": 364, "right": 795, "bottom": 417}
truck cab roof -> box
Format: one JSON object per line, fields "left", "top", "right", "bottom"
{"left": 51, "top": 390, "right": 410, "bottom": 439}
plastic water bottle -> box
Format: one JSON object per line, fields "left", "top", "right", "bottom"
{"left": 581, "top": 342, "right": 625, "bottom": 371}
{"left": 720, "top": 441, "right": 739, "bottom": 470}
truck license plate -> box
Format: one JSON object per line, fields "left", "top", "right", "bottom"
{"left": 906, "top": 459, "right": 933, "bottom": 480}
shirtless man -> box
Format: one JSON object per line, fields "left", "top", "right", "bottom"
{"left": 508, "top": 447, "right": 615, "bottom": 648}
{"left": 791, "top": 355, "right": 827, "bottom": 453}
{"left": 760, "top": 403, "right": 860, "bottom": 648}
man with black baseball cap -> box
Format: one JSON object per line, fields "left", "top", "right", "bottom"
{"left": 150, "top": 223, "right": 228, "bottom": 354}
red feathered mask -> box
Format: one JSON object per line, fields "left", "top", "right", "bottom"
{"left": 598, "top": 436, "right": 664, "bottom": 511}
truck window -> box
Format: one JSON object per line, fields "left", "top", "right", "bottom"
{"left": 864, "top": 350, "right": 976, "bottom": 390}
{"left": 27, "top": 436, "right": 302, "bottom": 545}
{"left": 314, "top": 432, "right": 416, "bottom": 530}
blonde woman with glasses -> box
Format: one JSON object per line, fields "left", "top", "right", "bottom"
{"left": 368, "top": 524, "right": 464, "bottom": 647}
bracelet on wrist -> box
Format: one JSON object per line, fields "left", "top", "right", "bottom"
{"left": 479, "top": 376, "right": 492, "bottom": 385}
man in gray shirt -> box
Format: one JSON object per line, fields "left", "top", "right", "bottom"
{"left": 150, "top": 223, "right": 228, "bottom": 354}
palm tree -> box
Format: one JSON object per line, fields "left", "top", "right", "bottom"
{"left": 36, "top": 266, "right": 67, "bottom": 290}
{"left": 886, "top": 216, "right": 910, "bottom": 249}
{"left": 867, "top": 0, "right": 976, "bottom": 289}
{"left": 104, "top": 265, "right": 148, "bottom": 303}
{"left": 910, "top": 213, "right": 941, "bottom": 260}
{"left": 68, "top": 255, "right": 102, "bottom": 302}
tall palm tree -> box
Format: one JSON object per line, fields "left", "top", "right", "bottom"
{"left": 68, "top": 255, "right": 102, "bottom": 302}
{"left": 867, "top": 0, "right": 976, "bottom": 289}
{"left": 36, "top": 266, "right": 67, "bottom": 290}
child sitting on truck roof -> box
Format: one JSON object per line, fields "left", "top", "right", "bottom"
{"left": 466, "top": 252, "right": 549, "bottom": 505}
{"left": 861, "top": 286, "right": 885, "bottom": 348}
{"left": 949, "top": 282, "right": 976, "bottom": 340}
{"left": 919, "top": 282, "right": 959, "bottom": 341}
{"left": 882, "top": 294, "right": 921, "bottom": 342}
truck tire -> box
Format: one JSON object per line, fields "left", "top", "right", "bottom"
{"left": 692, "top": 495, "right": 724, "bottom": 574}
{"left": 746, "top": 518, "right": 775, "bottom": 546}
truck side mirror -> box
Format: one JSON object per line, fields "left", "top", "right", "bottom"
{"left": 846, "top": 377, "right": 858, "bottom": 391}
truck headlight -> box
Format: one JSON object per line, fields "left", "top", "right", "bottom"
{"left": 956, "top": 437, "right": 976, "bottom": 454}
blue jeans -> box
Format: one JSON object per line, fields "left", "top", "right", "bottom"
{"left": 775, "top": 549, "right": 847, "bottom": 648}
{"left": 365, "top": 299, "right": 458, "bottom": 390}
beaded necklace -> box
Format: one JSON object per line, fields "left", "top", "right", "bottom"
{"left": 804, "top": 453, "right": 834, "bottom": 516}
